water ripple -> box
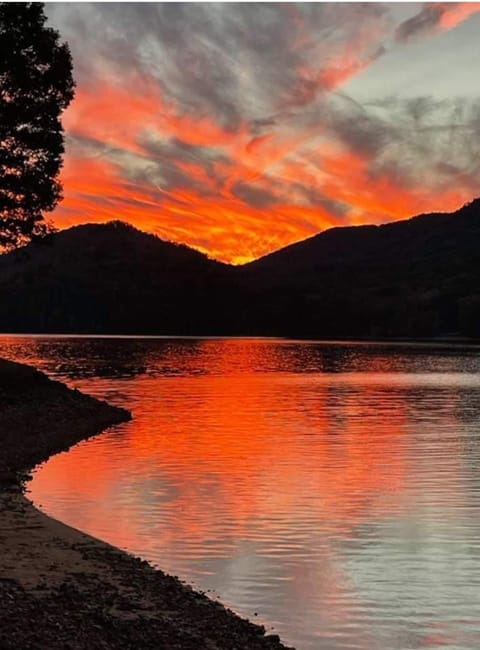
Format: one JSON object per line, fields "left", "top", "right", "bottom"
{"left": 1, "top": 336, "right": 480, "bottom": 649}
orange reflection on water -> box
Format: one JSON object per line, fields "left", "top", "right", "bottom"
{"left": 28, "top": 338, "right": 474, "bottom": 549}
{"left": 18, "top": 337, "right": 480, "bottom": 650}
{"left": 31, "top": 345, "right": 413, "bottom": 549}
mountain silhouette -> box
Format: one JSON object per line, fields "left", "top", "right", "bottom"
{"left": 238, "top": 198, "right": 480, "bottom": 338}
{"left": 1, "top": 200, "right": 480, "bottom": 338}
{"left": 0, "top": 221, "right": 236, "bottom": 334}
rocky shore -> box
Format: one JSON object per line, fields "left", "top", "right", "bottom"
{"left": 0, "top": 358, "right": 293, "bottom": 649}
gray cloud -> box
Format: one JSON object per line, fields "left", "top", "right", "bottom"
{"left": 294, "top": 187, "right": 352, "bottom": 218}
{"left": 136, "top": 134, "right": 228, "bottom": 196}
{"left": 326, "top": 100, "right": 396, "bottom": 158}
{"left": 44, "top": 3, "right": 480, "bottom": 234}
{"left": 324, "top": 92, "right": 480, "bottom": 193}
{"left": 395, "top": 3, "right": 446, "bottom": 43}
{"left": 231, "top": 182, "right": 279, "bottom": 209}
{"left": 46, "top": 3, "right": 390, "bottom": 130}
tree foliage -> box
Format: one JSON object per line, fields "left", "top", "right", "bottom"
{"left": 0, "top": 2, "right": 74, "bottom": 248}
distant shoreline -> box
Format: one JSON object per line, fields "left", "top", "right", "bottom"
{"left": 0, "top": 358, "right": 292, "bottom": 650}
{"left": 1, "top": 332, "right": 480, "bottom": 345}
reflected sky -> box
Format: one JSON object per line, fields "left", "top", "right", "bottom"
{"left": 2, "top": 337, "right": 480, "bottom": 649}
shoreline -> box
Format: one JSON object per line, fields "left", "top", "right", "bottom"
{"left": 0, "top": 358, "right": 293, "bottom": 649}
{"left": 2, "top": 331, "right": 479, "bottom": 346}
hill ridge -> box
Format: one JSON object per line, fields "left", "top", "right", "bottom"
{"left": 0, "top": 198, "right": 479, "bottom": 338}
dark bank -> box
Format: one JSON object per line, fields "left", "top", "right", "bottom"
{"left": 0, "top": 358, "right": 292, "bottom": 650}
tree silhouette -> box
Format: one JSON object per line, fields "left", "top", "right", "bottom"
{"left": 0, "top": 2, "right": 75, "bottom": 248}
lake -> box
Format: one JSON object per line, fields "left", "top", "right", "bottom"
{"left": 2, "top": 335, "right": 480, "bottom": 649}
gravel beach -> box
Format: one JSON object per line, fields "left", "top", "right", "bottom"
{"left": 0, "top": 358, "right": 293, "bottom": 649}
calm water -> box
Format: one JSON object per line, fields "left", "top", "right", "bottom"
{"left": 2, "top": 336, "right": 480, "bottom": 649}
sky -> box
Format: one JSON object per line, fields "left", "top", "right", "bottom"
{"left": 45, "top": 2, "right": 480, "bottom": 264}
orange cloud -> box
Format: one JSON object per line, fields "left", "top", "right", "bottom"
{"left": 52, "top": 11, "right": 477, "bottom": 266}
{"left": 57, "top": 147, "right": 334, "bottom": 264}
{"left": 65, "top": 79, "right": 242, "bottom": 155}
{"left": 395, "top": 2, "right": 480, "bottom": 42}
{"left": 56, "top": 95, "right": 474, "bottom": 265}
{"left": 437, "top": 2, "right": 480, "bottom": 30}
{"left": 57, "top": 139, "right": 472, "bottom": 265}
{"left": 313, "top": 41, "right": 385, "bottom": 93}
{"left": 312, "top": 146, "right": 470, "bottom": 223}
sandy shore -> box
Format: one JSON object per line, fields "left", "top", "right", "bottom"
{"left": 0, "top": 358, "right": 293, "bottom": 649}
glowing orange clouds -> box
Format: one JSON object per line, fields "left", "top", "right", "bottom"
{"left": 64, "top": 79, "right": 242, "bottom": 155}
{"left": 55, "top": 124, "right": 473, "bottom": 264}
{"left": 437, "top": 2, "right": 480, "bottom": 31}
{"left": 50, "top": 4, "right": 480, "bottom": 264}
{"left": 395, "top": 1, "right": 480, "bottom": 42}
{"left": 57, "top": 148, "right": 324, "bottom": 264}
{"left": 58, "top": 81, "right": 473, "bottom": 263}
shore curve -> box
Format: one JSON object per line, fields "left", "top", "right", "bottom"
{"left": 0, "top": 358, "right": 293, "bottom": 650}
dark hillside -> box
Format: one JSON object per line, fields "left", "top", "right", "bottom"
{"left": 238, "top": 199, "right": 480, "bottom": 338}
{"left": 0, "top": 221, "right": 238, "bottom": 334}
{"left": 1, "top": 201, "right": 480, "bottom": 338}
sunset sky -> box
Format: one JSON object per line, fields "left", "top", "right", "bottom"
{"left": 45, "top": 2, "right": 480, "bottom": 264}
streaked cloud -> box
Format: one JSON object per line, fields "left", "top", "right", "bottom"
{"left": 45, "top": 3, "right": 480, "bottom": 263}
{"left": 395, "top": 2, "right": 480, "bottom": 42}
